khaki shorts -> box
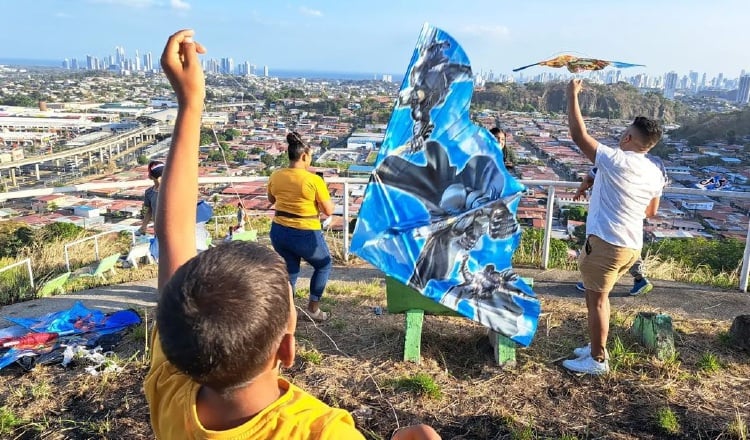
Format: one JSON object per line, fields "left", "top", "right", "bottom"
{"left": 579, "top": 235, "right": 639, "bottom": 294}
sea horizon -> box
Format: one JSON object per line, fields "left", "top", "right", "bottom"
{"left": 0, "top": 57, "right": 403, "bottom": 82}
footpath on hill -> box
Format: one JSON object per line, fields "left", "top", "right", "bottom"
{"left": 1, "top": 265, "right": 748, "bottom": 323}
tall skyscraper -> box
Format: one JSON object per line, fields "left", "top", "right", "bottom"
{"left": 263, "top": 65, "right": 269, "bottom": 77}
{"left": 62, "top": 58, "right": 70, "bottom": 69}
{"left": 737, "top": 75, "right": 750, "bottom": 105}
{"left": 134, "top": 50, "right": 141, "bottom": 71}
{"left": 664, "top": 71, "right": 679, "bottom": 99}
{"left": 146, "top": 52, "right": 153, "bottom": 71}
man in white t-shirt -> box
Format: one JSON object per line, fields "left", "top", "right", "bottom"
{"left": 563, "top": 79, "right": 666, "bottom": 375}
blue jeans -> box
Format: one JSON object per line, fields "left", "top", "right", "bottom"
{"left": 270, "top": 223, "right": 332, "bottom": 302}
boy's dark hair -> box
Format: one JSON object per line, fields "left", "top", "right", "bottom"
{"left": 148, "top": 161, "right": 165, "bottom": 179}
{"left": 286, "top": 131, "right": 310, "bottom": 161}
{"left": 157, "top": 242, "right": 291, "bottom": 392}
{"left": 489, "top": 127, "right": 503, "bottom": 136}
{"left": 631, "top": 117, "right": 662, "bottom": 149}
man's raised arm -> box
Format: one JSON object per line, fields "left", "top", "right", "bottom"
{"left": 156, "top": 29, "right": 207, "bottom": 290}
{"left": 567, "top": 79, "right": 599, "bottom": 163}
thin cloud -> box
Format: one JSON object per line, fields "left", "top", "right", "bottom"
{"left": 460, "top": 25, "right": 511, "bottom": 40}
{"left": 55, "top": 12, "right": 73, "bottom": 18}
{"left": 299, "top": 6, "right": 323, "bottom": 17}
{"left": 170, "top": 0, "right": 191, "bottom": 10}
{"left": 88, "top": 0, "right": 156, "bottom": 7}
{"left": 87, "top": 0, "right": 191, "bottom": 10}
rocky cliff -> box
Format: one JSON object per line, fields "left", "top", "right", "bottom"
{"left": 474, "top": 82, "right": 683, "bottom": 123}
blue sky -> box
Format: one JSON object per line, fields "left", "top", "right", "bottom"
{"left": 1, "top": 0, "right": 748, "bottom": 78}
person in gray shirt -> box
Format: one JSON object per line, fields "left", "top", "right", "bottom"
{"left": 139, "top": 161, "right": 164, "bottom": 235}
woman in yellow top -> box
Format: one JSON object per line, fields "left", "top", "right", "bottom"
{"left": 268, "top": 132, "right": 334, "bottom": 321}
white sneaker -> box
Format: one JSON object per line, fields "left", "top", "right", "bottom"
{"left": 573, "top": 344, "right": 590, "bottom": 358}
{"left": 562, "top": 355, "right": 609, "bottom": 375}
{"left": 572, "top": 344, "right": 611, "bottom": 360}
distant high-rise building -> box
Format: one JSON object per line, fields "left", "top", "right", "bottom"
{"left": 71, "top": 58, "right": 79, "bottom": 70}
{"left": 263, "top": 65, "right": 269, "bottom": 77}
{"left": 220, "top": 57, "right": 235, "bottom": 75}
{"left": 700, "top": 72, "right": 707, "bottom": 89}
{"left": 381, "top": 74, "right": 393, "bottom": 82}
{"left": 146, "top": 52, "right": 153, "bottom": 71}
{"left": 86, "top": 55, "right": 95, "bottom": 70}
{"left": 134, "top": 50, "right": 141, "bottom": 71}
{"left": 688, "top": 71, "right": 699, "bottom": 92}
{"left": 664, "top": 71, "right": 678, "bottom": 99}
{"left": 737, "top": 75, "right": 750, "bottom": 105}
{"left": 62, "top": 58, "right": 69, "bottom": 69}
{"left": 239, "top": 61, "right": 253, "bottom": 76}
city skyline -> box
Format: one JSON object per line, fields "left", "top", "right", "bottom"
{"left": 1, "top": 0, "right": 749, "bottom": 79}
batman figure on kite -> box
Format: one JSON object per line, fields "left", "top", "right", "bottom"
{"left": 351, "top": 24, "right": 540, "bottom": 346}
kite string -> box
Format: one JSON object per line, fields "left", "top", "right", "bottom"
{"left": 296, "top": 305, "right": 401, "bottom": 430}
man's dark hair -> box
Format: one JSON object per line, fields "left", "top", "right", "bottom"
{"left": 157, "top": 242, "right": 290, "bottom": 392}
{"left": 148, "top": 160, "right": 165, "bottom": 179}
{"left": 631, "top": 117, "right": 662, "bottom": 149}
{"left": 286, "top": 131, "right": 310, "bottom": 161}
{"left": 489, "top": 127, "right": 503, "bottom": 136}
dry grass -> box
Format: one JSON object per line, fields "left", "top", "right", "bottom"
{"left": 1, "top": 277, "right": 747, "bottom": 439}
{"left": 0, "top": 232, "right": 142, "bottom": 305}
{"left": 643, "top": 253, "right": 740, "bottom": 289}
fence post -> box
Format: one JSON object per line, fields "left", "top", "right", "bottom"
{"left": 740, "top": 216, "right": 750, "bottom": 293}
{"left": 343, "top": 181, "right": 350, "bottom": 262}
{"left": 94, "top": 236, "right": 100, "bottom": 261}
{"left": 65, "top": 245, "right": 71, "bottom": 272}
{"left": 26, "top": 259, "right": 35, "bottom": 289}
{"left": 541, "top": 185, "right": 556, "bottom": 269}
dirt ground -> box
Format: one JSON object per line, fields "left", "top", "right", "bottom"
{"left": 0, "top": 264, "right": 748, "bottom": 439}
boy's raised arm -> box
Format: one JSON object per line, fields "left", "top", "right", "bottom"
{"left": 156, "top": 29, "right": 207, "bottom": 290}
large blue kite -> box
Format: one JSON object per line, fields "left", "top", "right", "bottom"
{"left": 350, "top": 24, "right": 540, "bottom": 346}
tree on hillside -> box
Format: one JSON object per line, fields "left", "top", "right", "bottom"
{"left": 566, "top": 206, "right": 588, "bottom": 222}
{"left": 234, "top": 150, "right": 248, "bottom": 163}
{"left": 224, "top": 128, "right": 241, "bottom": 141}
{"left": 199, "top": 130, "right": 213, "bottom": 146}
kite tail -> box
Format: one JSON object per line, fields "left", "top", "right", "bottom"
{"left": 512, "top": 62, "right": 540, "bottom": 72}
{"left": 610, "top": 62, "right": 645, "bottom": 69}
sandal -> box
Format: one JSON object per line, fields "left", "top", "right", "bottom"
{"left": 307, "top": 309, "right": 329, "bottom": 322}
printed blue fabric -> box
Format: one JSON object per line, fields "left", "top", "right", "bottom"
{"left": 350, "top": 23, "right": 540, "bottom": 346}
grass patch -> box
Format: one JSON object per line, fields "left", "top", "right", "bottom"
{"left": 0, "top": 406, "right": 23, "bottom": 436}
{"left": 697, "top": 352, "right": 722, "bottom": 373}
{"left": 609, "top": 336, "right": 638, "bottom": 372}
{"left": 386, "top": 373, "right": 442, "bottom": 400}
{"left": 656, "top": 407, "right": 680, "bottom": 435}
{"left": 728, "top": 410, "right": 748, "bottom": 440}
{"left": 297, "top": 349, "right": 323, "bottom": 365}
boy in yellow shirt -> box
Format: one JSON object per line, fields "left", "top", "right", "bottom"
{"left": 145, "top": 29, "right": 440, "bottom": 440}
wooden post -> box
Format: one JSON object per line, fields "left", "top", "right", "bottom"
{"left": 489, "top": 330, "right": 517, "bottom": 367}
{"left": 631, "top": 312, "right": 676, "bottom": 360}
{"left": 404, "top": 309, "right": 424, "bottom": 363}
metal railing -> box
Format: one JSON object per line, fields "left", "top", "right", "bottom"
{"left": 2, "top": 176, "right": 749, "bottom": 292}
{"left": 63, "top": 229, "right": 136, "bottom": 272}
{"left": 0, "top": 258, "right": 34, "bottom": 289}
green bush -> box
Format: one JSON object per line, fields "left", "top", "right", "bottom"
{"left": 39, "top": 222, "right": 85, "bottom": 243}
